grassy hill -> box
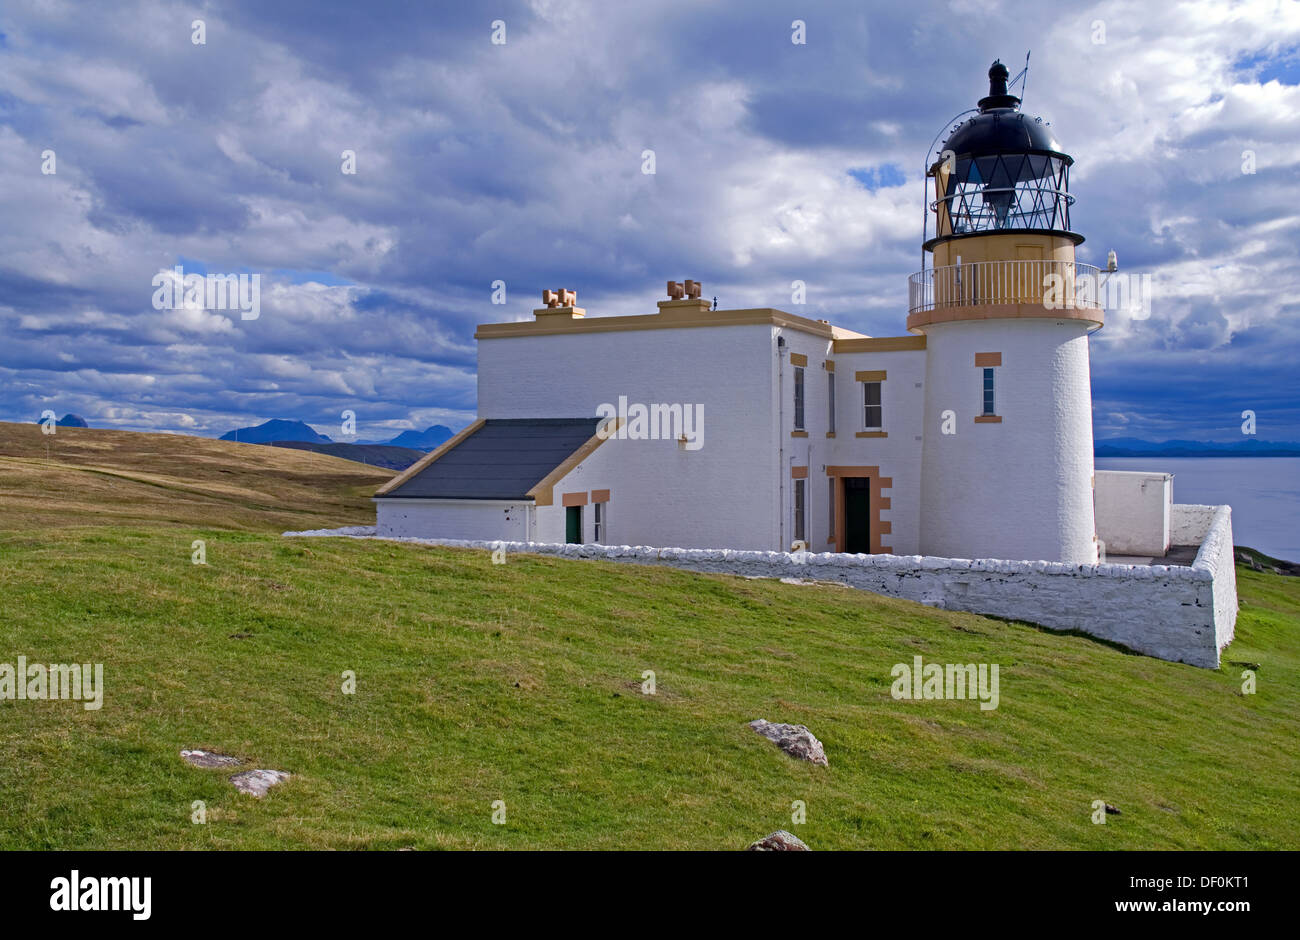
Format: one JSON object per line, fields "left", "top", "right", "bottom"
{"left": 0, "top": 421, "right": 1296, "bottom": 849}
{"left": 0, "top": 421, "right": 391, "bottom": 531}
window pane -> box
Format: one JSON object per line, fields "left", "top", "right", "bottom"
{"left": 828, "top": 374, "right": 836, "bottom": 431}
{"left": 794, "top": 367, "right": 805, "bottom": 430}
{"left": 863, "top": 381, "right": 882, "bottom": 429}
{"left": 863, "top": 382, "right": 879, "bottom": 428}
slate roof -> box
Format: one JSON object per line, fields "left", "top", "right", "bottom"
{"left": 380, "top": 417, "right": 603, "bottom": 500}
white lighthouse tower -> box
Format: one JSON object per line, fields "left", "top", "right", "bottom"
{"left": 914, "top": 61, "right": 1104, "bottom": 564}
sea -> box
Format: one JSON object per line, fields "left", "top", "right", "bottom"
{"left": 1095, "top": 457, "right": 1300, "bottom": 563}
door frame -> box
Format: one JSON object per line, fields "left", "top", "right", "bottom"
{"left": 826, "top": 466, "right": 893, "bottom": 554}
{"left": 565, "top": 504, "right": 583, "bottom": 544}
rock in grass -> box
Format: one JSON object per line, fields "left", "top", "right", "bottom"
{"left": 749, "top": 719, "right": 828, "bottom": 766}
{"left": 229, "top": 769, "right": 291, "bottom": 797}
{"left": 747, "top": 830, "right": 810, "bottom": 851}
{"left": 180, "top": 749, "right": 241, "bottom": 769}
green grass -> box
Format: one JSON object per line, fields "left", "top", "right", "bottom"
{"left": 0, "top": 422, "right": 1297, "bottom": 849}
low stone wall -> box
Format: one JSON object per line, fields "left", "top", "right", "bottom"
{"left": 1173, "top": 504, "right": 1238, "bottom": 653}
{"left": 1170, "top": 503, "right": 1221, "bottom": 546}
{"left": 286, "top": 505, "right": 1238, "bottom": 669}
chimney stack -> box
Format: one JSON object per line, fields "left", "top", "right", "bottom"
{"left": 534, "top": 288, "right": 585, "bottom": 320}
{"left": 658, "top": 279, "right": 712, "bottom": 315}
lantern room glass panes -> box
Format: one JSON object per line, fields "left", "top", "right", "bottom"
{"left": 938, "top": 153, "right": 1072, "bottom": 235}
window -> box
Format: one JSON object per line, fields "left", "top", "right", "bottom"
{"left": 793, "top": 366, "right": 805, "bottom": 430}
{"left": 593, "top": 501, "right": 604, "bottom": 543}
{"left": 828, "top": 479, "right": 835, "bottom": 539}
{"left": 863, "top": 381, "right": 882, "bottom": 429}
{"left": 982, "top": 367, "right": 996, "bottom": 415}
{"left": 793, "top": 479, "right": 806, "bottom": 543}
{"left": 827, "top": 373, "right": 836, "bottom": 433}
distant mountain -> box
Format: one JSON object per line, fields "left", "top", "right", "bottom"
{"left": 220, "top": 419, "right": 453, "bottom": 451}
{"left": 33, "top": 413, "right": 89, "bottom": 428}
{"left": 1095, "top": 437, "right": 1300, "bottom": 458}
{"left": 221, "top": 419, "right": 331, "bottom": 445}
{"left": 381, "top": 425, "right": 453, "bottom": 451}
{"left": 352, "top": 425, "right": 454, "bottom": 451}
{"left": 265, "top": 440, "right": 425, "bottom": 470}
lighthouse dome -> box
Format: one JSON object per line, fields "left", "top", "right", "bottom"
{"left": 928, "top": 60, "right": 1079, "bottom": 244}
{"left": 943, "top": 109, "right": 1067, "bottom": 162}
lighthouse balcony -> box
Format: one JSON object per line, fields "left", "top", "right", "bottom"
{"left": 906, "top": 259, "right": 1105, "bottom": 330}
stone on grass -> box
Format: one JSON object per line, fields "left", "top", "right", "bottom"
{"left": 229, "top": 769, "right": 291, "bottom": 797}
{"left": 749, "top": 719, "right": 828, "bottom": 766}
{"left": 747, "top": 830, "right": 810, "bottom": 851}
{"left": 180, "top": 749, "right": 241, "bottom": 769}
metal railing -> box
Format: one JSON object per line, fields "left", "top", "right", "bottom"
{"left": 907, "top": 260, "right": 1103, "bottom": 314}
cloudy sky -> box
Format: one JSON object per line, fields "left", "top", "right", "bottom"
{"left": 1, "top": 0, "right": 1298, "bottom": 442}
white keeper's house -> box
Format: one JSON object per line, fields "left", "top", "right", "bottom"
{"left": 374, "top": 63, "right": 1148, "bottom": 565}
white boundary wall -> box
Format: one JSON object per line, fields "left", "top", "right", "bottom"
{"left": 286, "top": 503, "right": 1237, "bottom": 669}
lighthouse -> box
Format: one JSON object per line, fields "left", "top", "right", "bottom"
{"left": 913, "top": 60, "right": 1104, "bottom": 564}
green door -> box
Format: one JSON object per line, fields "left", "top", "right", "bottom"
{"left": 844, "top": 477, "right": 871, "bottom": 554}
{"left": 566, "top": 505, "right": 582, "bottom": 544}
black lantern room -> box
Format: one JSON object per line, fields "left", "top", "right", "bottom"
{"left": 925, "top": 61, "right": 1082, "bottom": 249}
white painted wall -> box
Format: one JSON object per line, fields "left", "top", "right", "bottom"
{"left": 918, "top": 318, "right": 1097, "bottom": 564}
{"left": 1095, "top": 470, "right": 1172, "bottom": 556}
{"left": 477, "top": 323, "right": 783, "bottom": 550}
{"left": 1171, "top": 503, "right": 1221, "bottom": 546}
{"left": 475, "top": 322, "right": 925, "bottom": 553}
{"left": 375, "top": 499, "right": 531, "bottom": 541}
{"left": 774, "top": 330, "right": 833, "bottom": 551}
{"left": 828, "top": 348, "right": 927, "bottom": 554}
{"left": 1172, "top": 503, "right": 1238, "bottom": 653}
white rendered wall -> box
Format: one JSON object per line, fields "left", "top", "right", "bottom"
{"left": 1172, "top": 504, "right": 1238, "bottom": 653}
{"left": 477, "top": 323, "right": 782, "bottom": 550}
{"left": 375, "top": 499, "right": 531, "bottom": 541}
{"left": 774, "top": 330, "right": 833, "bottom": 551}
{"left": 474, "top": 320, "right": 929, "bottom": 554}
{"left": 919, "top": 318, "right": 1097, "bottom": 564}
{"left": 535, "top": 434, "right": 729, "bottom": 548}
{"left": 1170, "top": 503, "right": 1221, "bottom": 545}
{"left": 827, "top": 348, "right": 926, "bottom": 555}
{"left": 1094, "top": 470, "right": 1172, "bottom": 555}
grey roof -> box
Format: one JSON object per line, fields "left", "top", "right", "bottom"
{"left": 381, "top": 417, "right": 603, "bottom": 500}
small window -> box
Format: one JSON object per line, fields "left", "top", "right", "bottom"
{"left": 793, "top": 366, "right": 805, "bottom": 430}
{"left": 863, "top": 381, "right": 882, "bottom": 429}
{"left": 793, "top": 479, "right": 806, "bottom": 543}
{"left": 593, "top": 501, "right": 604, "bottom": 543}
{"left": 827, "top": 373, "right": 836, "bottom": 433}
{"left": 982, "top": 367, "right": 996, "bottom": 415}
